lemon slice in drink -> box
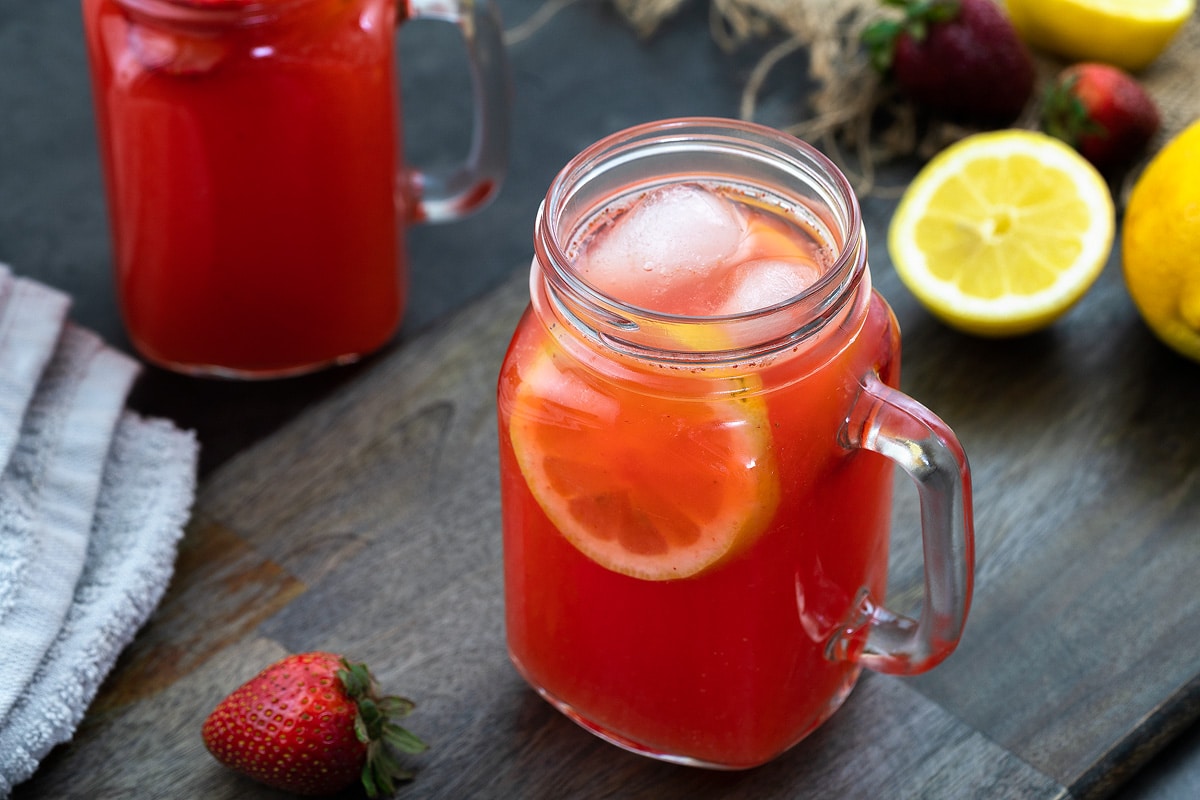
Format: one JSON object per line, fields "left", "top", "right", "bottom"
{"left": 509, "top": 344, "right": 780, "bottom": 581}
{"left": 889, "top": 130, "right": 1114, "bottom": 337}
{"left": 1003, "top": 0, "right": 1194, "bottom": 72}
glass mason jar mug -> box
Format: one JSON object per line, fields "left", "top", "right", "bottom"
{"left": 82, "top": 0, "right": 509, "bottom": 378}
{"left": 497, "top": 118, "right": 975, "bottom": 769}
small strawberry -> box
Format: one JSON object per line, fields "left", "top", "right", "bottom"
{"left": 202, "top": 651, "right": 427, "bottom": 797}
{"left": 864, "top": 0, "right": 1036, "bottom": 124}
{"left": 1041, "top": 63, "right": 1162, "bottom": 175}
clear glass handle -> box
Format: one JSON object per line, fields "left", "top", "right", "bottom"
{"left": 401, "top": 0, "right": 511, "bottom": 223}
{"left": 833, "top": 372, "right": 975, "bottom": 675}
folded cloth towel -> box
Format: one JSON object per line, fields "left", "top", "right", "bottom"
{"left": 0, "top": 265, "right": 198, "bottom": 796}
{"left": 0, "top": 413, "right": 197, "bottom": 793}
{"left": 0, "top": 271, "right": 70, "bottom": 465}
{"left": 0, "top": 326, "right": 140, "bottom": 723}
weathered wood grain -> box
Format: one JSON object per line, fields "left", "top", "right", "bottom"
{"left": 868, "top": 242, "right": 1200, "bottom": 799}
{"left": 14, "top": 244, "right": 1200, "bottom": 799}
{"left": 87, "top": 517, "right": 307, "bottom": 716}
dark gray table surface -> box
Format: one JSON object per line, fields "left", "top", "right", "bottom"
{"left": 2, "top": 1, "right": 1198, "bottom": 797}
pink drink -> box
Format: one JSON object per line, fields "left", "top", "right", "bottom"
{"left": 573, "top": 182, "right": 829, "bottom": 316}
{"left": 502, "top": 180, "right": 897, "bottom": 766}
{"left": 500, "top": 118, "right": 973, "bottom": 770}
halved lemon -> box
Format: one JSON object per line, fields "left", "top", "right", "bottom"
{"left": 508, "top": 343, "right": 780, "bottom": 581}
{"left": 889, "top": 130, "right": 1115, "bottom": 337}
{"left": 1004, "top": 0, "right": 1195, "bottom": 72}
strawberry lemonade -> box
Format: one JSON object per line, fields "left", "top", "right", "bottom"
{"left": 498, "top": 119, "right": 973, "bottom": 769}
{"left": 83, "top": 0, "right": 404, "bottom": 376}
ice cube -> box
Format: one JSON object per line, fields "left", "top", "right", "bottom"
{"left": 128, "top": 25, "right": 228, "bottom": 76}
{"left": 576, "top": 183, "right": 747, "bottom": 309}
{"left": 716, "top": 258, "right": 823, "bottom": 315}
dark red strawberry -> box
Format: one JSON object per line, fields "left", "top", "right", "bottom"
{"left": 202, "top": 652, "right": 427, "bottom": 797}
{"left": 1041, "top": 62, "right": 1161, "bottom": 174}
{"left": 864, "top": 0, "right": 1036, "bottom": 124}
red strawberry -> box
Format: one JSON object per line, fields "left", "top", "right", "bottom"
{"left": 1041, "top": 63, "right": 1162, "bottom": 174}
{"left": 202, "top": 652, "right": 427, "bottom": 797}
{"left": 864, "top": 0, "right": 1036, "bottom": 124}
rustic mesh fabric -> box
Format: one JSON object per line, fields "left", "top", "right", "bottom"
{"left": 608, "top": 0, "right": 1200, "bottom": 197}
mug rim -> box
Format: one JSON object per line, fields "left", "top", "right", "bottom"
{"left": 112, "top": 0, "right": 324, "bottom": 26}
{"left": 534, "top": 116, "right": 868, "bottom": 361}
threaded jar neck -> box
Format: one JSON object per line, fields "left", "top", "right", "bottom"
{"left": 113, "top": 0, "right": 322, "bottom": 28}
{"left": 534, "top": 117, "right": 868, "bottom": 365}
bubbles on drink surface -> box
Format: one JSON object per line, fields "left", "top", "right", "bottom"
{"left": 573, "top": 182, "right": 835, "bottom": 316}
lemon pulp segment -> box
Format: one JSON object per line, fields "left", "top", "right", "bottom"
{"left": 889, "top": 130, "right": 1114, "bottom": 336}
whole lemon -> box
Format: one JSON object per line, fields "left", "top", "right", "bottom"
{"left": 1122, "top": 119, "right": 1200, "bottom": 363}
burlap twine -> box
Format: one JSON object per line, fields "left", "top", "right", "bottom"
{"left": 509, "top": 0, "right": 1199, "bottom": 199}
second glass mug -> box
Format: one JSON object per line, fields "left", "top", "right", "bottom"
{"left": 498, "top": 118, "right": 975, "bottom": 769}
{"left": 82, "top": 0, "right": 509, "bottom": 378}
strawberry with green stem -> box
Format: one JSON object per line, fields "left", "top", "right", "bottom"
{"left": 202, "top": 651, "right": 427, "bottom": 797}
{"left": 1041, "top": 62, "right": 1161, "bottom": 175}
{"left": 864, "top": 0, "right": 1036, "bottom": 124}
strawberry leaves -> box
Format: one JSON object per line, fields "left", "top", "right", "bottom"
{"left": 203, "top": 652, "right": 427, "bottom": 798}
{"left": 863, "top": 0, "right": 1036, "bottom": 124}
{"left": 338, "top": 659, "right": 429, "bottom": 797}
{"left": 1042, "top": 75, "right": 1108, "bottom": 148}
{"left": 1040, "top": 63, "right": 1161, "bottom": 174}
{"left": 863, "top": 0, "right": 960, "bottom": 72}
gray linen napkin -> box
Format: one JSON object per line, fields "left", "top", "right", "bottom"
{"left": 0, "top": 265, "right": 198, "bottom": 795}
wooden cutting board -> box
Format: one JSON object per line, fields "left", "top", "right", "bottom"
{"left": 16, "top": 249, "right": 1200, "bottom": 799}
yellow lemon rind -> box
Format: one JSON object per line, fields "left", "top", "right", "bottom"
{"left": 1004, "top": 0, "right": 1195, "bottom": 72}
{"left": 1122, "top": 119, "right": 1200, "bottom": 363}
{"left": 509, "top": 345, "right": 781, "bottom": 581}
{"left": 889, "top": 130, "right": 1115, "bottom": 338}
